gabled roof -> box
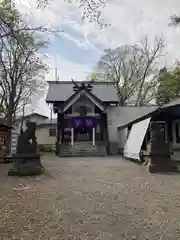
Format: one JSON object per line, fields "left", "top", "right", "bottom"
{"left": 63, "top": 86, "right": 104, "bottom": 112}
{"left": 0, "top": 119, "right": 13, "bottom": 129}
{"left": 15, "top": 113, "right": 48, "bottom": 122}
{"left": 46, "top": 81, "right": 119, "bottom": 103}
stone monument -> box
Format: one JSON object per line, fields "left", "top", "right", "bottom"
{"left": 148, "top": 122, "right": 175, "bottom": 173}
{"left": 8, "top": 122, "right": 44, "bottom": 176}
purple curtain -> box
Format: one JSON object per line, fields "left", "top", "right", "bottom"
{"left": 72, "top": 117, "right": 96, "bottom": 128}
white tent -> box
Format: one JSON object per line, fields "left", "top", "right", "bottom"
{"left": 123, "top": 118, "right": 151, "bottom": 160}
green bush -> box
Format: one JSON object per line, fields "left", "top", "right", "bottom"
{"left": 38, "top": 144, "right": 55, "bottom": 153}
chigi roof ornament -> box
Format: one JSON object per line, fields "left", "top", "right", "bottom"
{"left": 71, "top": 79, "right": 92, "bottom": 92}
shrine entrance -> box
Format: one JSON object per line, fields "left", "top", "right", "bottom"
{"left": 74, "top": 127, "right": 92, "bottom": 141}
{"left": 55, "top": 81, "right": 109, "bottom": 154}
{"left": 71, "top": 117, "right": 96, "bottom": 146}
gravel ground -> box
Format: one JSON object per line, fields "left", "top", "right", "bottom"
{"left": 1, "top": 155, "right": 180, "bottom": 239}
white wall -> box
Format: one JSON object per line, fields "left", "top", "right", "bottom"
{"left": 106, "top": 106, "right": 121, "bottom": 142}
{"left": 36, "top": 126, "right": 56, "bottom": 145}
{"left": 118, "top": 128, "right": 128, "bottom": 149}
{"left": 106, "top": 106, "right": 122, "bottom": 154}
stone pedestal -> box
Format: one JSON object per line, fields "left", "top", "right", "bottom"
{"left": 8, "top": 154, "right": 44, "bottom": 176}
{"left": 148, "top": 147, "right": 172, "bottom": 173}
{"left": 8, "top": 122, "right": 44, "bottom": 177}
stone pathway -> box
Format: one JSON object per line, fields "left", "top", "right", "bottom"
{"left": 0, "top": 155, "right": 180, "bottom": 239}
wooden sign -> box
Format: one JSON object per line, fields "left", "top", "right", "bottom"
{"left": 0, "top": 135, "right": 6, "bottom": 145}
{"left": 0, "top": 126, "right": 9, "bottom": 147}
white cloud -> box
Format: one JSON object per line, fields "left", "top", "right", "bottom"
{"left": 15, "top": 0, "right": 180, "bottom": 52}
{"left": 60, "top": 32, "right": 89, "bottom": 50}
{"left": 14, "top": 0, "right": 180, "bottom": 116}
{"left": 44, "top": 53, "right": 92, "bottom": 82}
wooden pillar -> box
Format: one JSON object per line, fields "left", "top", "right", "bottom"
{"left": 92, "top": 127, "right": 95, "bottom": 146}
{"left": 71, "top": 128, "right": 74, "bottom": 146}
{"left": 56, "top": 113, "right": 61, "bottom": 155}
{"left": 57, "top": 113, "right": 60, "bottom": 143}
{"left": 101, "top": 113, "right": 107, "bottom": 141}
{"left": 100, "top": 113, "right": 104, "bottom": 141}
{"left": 102, "top": 112, "right": 109, "bottom": 154}
{"left": 59, "top": 114, "right": 64, "bottom": 142}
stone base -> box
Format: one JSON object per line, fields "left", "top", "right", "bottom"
{"left": 59, "top": 141, "right": 107, "bottom": 157}
{"left": 8, "top": 154, "right": 44, "bottom": 176}
{"left": 149, "top": 163, "right": 179, "bottom": 173}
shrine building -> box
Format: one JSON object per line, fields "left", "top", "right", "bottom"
{"left": 46, "top": 80, "right": 180, "bottom": 165}
{"left": 46, "top": 80, "right": 120, "bottom": 156}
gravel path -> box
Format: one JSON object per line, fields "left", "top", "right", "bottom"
{"left": 1, "top": 155, "right": 180, "bottom": 239}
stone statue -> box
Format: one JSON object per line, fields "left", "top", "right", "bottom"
{"left": 8, "top": 122, "right": 44, "bottom": 176}
{"left": 17, "top": 122, "right": 37, "bottom": 154}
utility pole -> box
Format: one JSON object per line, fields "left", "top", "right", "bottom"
{"left": 55, "top": 68, "right": 59, "bottom": 82}
{"left": 50, "top": 68, "right": 59, "bottom": 122}
{"left": 50, "top": 104, "right": 53, "bottom": 124}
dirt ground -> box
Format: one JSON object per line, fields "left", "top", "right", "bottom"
{"left": 1, "top": 155, "right": 180, "bottom": 240}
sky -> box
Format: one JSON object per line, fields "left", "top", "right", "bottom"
{"left": 15, "top": 0, "right": 180, "bottom": 117}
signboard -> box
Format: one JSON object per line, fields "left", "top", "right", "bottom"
{"left": 0, "top": 126, "right": 9, "bottom": 155}
{"left": 11, "top": 128, "right": 19, "bottom": 154}
{"left": 0, "top": 127, "right": 9, "bottom": 146}
{"left": 0, "top": 134, "right": 6, "bottom": 145}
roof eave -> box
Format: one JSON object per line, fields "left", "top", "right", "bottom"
{"left": 0, "top": 123, "right": 13, "bottom": 129}
{"left": 15, "top": 113, "right": 49, "bottom": 121}
{"left": 46, "top": 100, "right": 64, "bottom": 103}
{"left": 117, "top": 109, "right": 160, "bottom": 130}
{"left": 47, "top": 80, "right": 116, "bottom": 85}
{"left": 36, "top": 123, "right": 57, "bottom": 127}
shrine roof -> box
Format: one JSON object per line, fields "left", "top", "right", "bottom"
{"left": 112, "top": 106, "right": 158, "bottom": 130}
{"left": 46, "top": 81, "right": 119, "bottom": 103}
{"left": 0, "top": 119, "right": 13, "bottom": 128}
{"left": 15, "top": 113, "right": 48, "bottom": 121}
{"left": 116, "top": 97, "right": 180, "bottom": 130}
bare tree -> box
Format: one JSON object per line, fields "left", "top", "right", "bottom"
{"left": 135, "top": 37, "right": 165, "bottom": 105}
{"left": 0, "top": 31, "right": 47, "bottom": 126}
{"left": 170, "top": 14, "right": 180, "bottom": 26}
{"left": 92, "top": 36, "right": 165, "bottom": 105}
{"left": 135, "top": 79, "right": 158, "bottom": 106}
{"left": 0, "top": 0, "right": 107, "bottom": 44}
{"left": 37, "top": 0, "right": 107, "bottom": 27}
{"left": 0, "top": 0, "right": 61, "bottom": 48}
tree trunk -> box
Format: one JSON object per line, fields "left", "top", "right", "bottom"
{"left": 7, "top": 105, "right": 13, "bottom": 126}
{"left": 6, "top": 105, "right": 13, "bottom": 155}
